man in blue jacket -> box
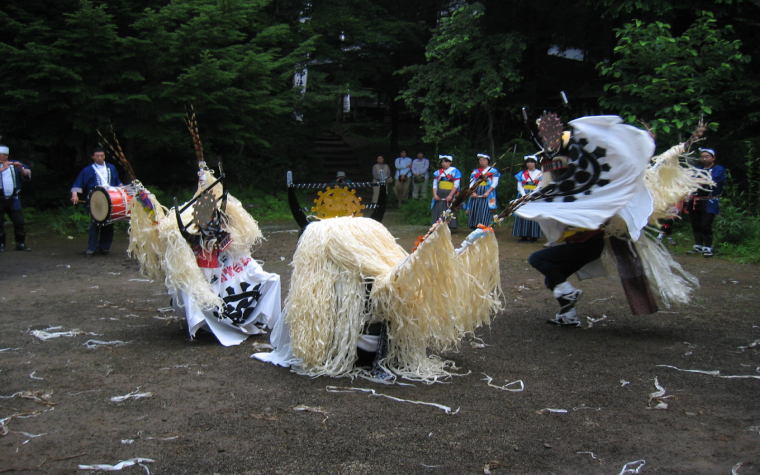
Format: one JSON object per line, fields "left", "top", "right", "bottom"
{"left": 70, "top": 148, "right": 122, "bottom": 257}
{"left": 689, "top": 148, "right": 726, "bottom": 258}
{"left": 0, "top": 145, "right": 32, "bottom": 251}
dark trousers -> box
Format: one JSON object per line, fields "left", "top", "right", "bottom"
{"left": 0, "top": 199, "right": 25, "bottom": 237}
{"left": 88, "top": 220, "right": 114, "bottom": 252}
{"left": 528, "top": 235, "right": 605, "bottom": 289}
{"left": 689, "top": 205, "right": 715, "bottom": 248}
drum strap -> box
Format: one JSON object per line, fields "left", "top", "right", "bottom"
{"left": 92, "top": 163, "right": 111, "bottom": 187}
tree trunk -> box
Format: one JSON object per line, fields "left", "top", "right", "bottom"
{"left": 390, "top": 93, "right": 400, "bottom": 151}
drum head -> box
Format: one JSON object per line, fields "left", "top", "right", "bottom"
{"left": 90, "top": 188, "right": 111, "bottom": 223}
{"left": 193, "top": 193, "right": 216, "bottom": 229}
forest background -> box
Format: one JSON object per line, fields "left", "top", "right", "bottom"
{"left": 1, "top": 0, "right": 759, "bottom": 260}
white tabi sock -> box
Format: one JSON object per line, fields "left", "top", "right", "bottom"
{"left": 552, "top": 281, "right": 576, "bottom": 299}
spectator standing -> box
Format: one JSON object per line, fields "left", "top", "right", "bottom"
{"left": 0, "top": 145, "right": 32, "bottom": 251}
{"left": 431, "top": 155, "right": 461, "bottom": 230}
{"left": 70, "top": 148, "right": 122, "bottom": 257}
{"left": 467, "top": 153, "right": 500, "bottom": 229}
{"left": 512, "top": 155, "right": 543, "bottom": 242}
{"left": 411, "top": 151, "right": 430, "bottom": 199}
{"left": 688, "top": 148, "right": 726, "bottom": 258}
{"left": 371, "top": 155, "right": 391, "bottom": 204}
{"left": 394, "top": 150, "right": 412, "bottom": 205}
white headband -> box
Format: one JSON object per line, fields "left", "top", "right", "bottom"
{"left": 439, "top": 155, "right": 453, "bottom": 162}
{"left": 524, "top": 154, "right": 538, "bottom": 161}
{"left": 477, "top": 153, "right": 490, "bottom": 160}
{"left": 0, "top": 146, "right": 8, "bottom": 155}
{"left": 698, "top": 148, "right": 716, "bottom": 158}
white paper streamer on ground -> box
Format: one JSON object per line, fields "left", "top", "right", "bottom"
{"left": 110, "top": 388, "right": 153, "bottom": 403}
{"left": 0, "top": 389, "right": 56, "bottom": 405}
{"left": 647, "top": 377, "right": 673, "bottom": 410}
{"left": 83, "top": 340, "right": 130, "bottom": 349}
{"left": 737, "top": 340, "right": 760, "bottom": 352}
{"left": 482, "top": 374, "right": 524, "bottom": 392}
{"left": 0, "top": 347, "right": 21, "bottom": 352}
{"left": 657, "top": 364, "right": 760, "bottom": 380}
{"left": 293, "top": 404, "right": 329, "bottom": 425}
{"left": 577, "top": 451, "right": 598, "bottom": 460}
{"left": 483, "top": 461, "right": 502, "bottom": 474}
{"left": 326, "top": 386, "right": 459, "bottom": 415}
{"left": 0, "top": 407, "right": 54, "bottom": 436}
{"left": 733, "top": 462, "right": 746, "bottom": 475}
{"left": 586, "top": 315, "right": 608, "bottom": 328}
{"left": 29, "top": 371, "right": 44, "bottom": 380}
{"left": 31, "top": 328, "right": 84, "bottom": 340}
{"left": 573, "top": 405, "right": 601, "bottom": 411}
{"left": 470, "top": 337, "right": 489, "bottom": 349}
{"left": 618, "top": 459, "right": 646, "bottom": 474}
{"left": 79, "top": 457, "right": 155, "bottom": 472}
{"left": 536, "top": 408, "right": 568, "bottom": 414}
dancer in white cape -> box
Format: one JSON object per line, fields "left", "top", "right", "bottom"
{"left": 501, "top": 114, "right": 712, "bottom": 327}
{"left": 127, "top": 114, "right": 281, "bottom": 346}
{"left": 255, "top": 184, "right": 502, "bottom": 383}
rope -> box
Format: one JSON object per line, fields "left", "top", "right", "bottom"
{"left": 289, "top": 182, "right": 380, "bottom": 189}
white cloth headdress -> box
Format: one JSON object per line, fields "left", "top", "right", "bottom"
{"left": 0, "top": 146, "right": 9, "bottom": 154}
{"left": 439, "top": 155, "right": 453, "bottom": 162}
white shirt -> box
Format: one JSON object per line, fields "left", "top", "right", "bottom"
{"left": 92, "top": 163, "right": 110, "bottom": 186}
{"left": 395, "top": 156, "right": 412, "bottom": 179}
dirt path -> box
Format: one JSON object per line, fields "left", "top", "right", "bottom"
{"left": 1, "top": 213, "right": 759, "bottom": 474}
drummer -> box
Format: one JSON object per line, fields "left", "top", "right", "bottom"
{"left": 70, "top": 147, "right": 122, "bottom": 257}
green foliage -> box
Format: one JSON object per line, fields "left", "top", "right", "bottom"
{"left": 739, "top": 140, "right": 760, "bottom": 215}
{"left": 45, "top": 205, "right": 93, "bottom": 235}
{"left": 713, "top": 162, "right": 760, "bottom": 263}
{"left": 399, "top": 3, "right": 525, "bottom": 154}
{"left": 226, "top": 186, "right": 293, "bottom": 221}
{"left": 598, "top": 11, "right": 749, "bottom": 143}
{"left": 400, "top": 197, "right": 433, "bottom": 226}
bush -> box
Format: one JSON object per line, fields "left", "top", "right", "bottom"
{"left": 714, "top": 200, "right": 760, "bottom": 263}
{"left": 45, "top": 205, "right": 92, "bottom": 235}
{"left": 400, "top": 197, "right": 433, "bottom": 225}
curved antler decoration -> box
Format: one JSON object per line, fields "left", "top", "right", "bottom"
{"left": 185, "top": 105, "right": 205, "bottom": 164}
{"left": 97, "top": 124, "right": 136, "bottom": 182}
{"left": 682, "top": 116, "right": 707, "bottom": 153}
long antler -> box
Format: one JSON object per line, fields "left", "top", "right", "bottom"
{"left": 682, "top": 116, "right": 707, "bottom": 152}
{"left": 97, "top": 124, "right": 136, "bottom": 182}
{"left": 184, "top": 105, "right": 204, "bottom": 163}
